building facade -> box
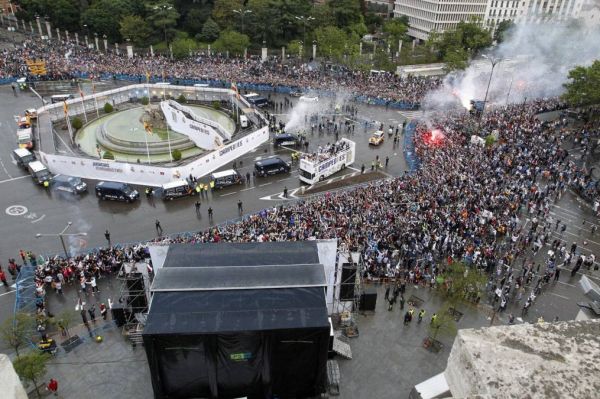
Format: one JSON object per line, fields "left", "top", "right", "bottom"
{"left": 484, "top": 0, "right": 592, "bottom": 27}
{"left": 394, "top": 0, "right": 489, "bottom": 41}
{"left": 366, "top": 0, "right": 396, "bottom": 17}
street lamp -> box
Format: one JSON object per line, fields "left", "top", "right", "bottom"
{"left": 480, "top": 55, "right": 510, "bottom": 116}
{"left": 83, "top": 24, "right": 89, "bottom": 47}
{"left": 295, "top": 15, "right": 315, "bottom": 49}
{"left": 35, "top": 222, "right": 88, "bottom": 259}
{"left": 233, "top": 8, "right": 252, "bottom": 34}
{"left": 153, "top": 4, "right": 174, "bottom": 44}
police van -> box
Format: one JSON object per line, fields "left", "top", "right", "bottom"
{"left": 51, "top": 175, "right": 88, "bottom": 195}
{"left": 244, "top": 93, "right": 268, "bottom": 107}
{"left": 157, "top": 180, "right": 194, "bottom": 200}
{"left": 209, "top": 169, "right": 243, "bottom": 189}
{"left": 254, "top": 157, "right": 291, "bottom": 177}
{"left": 273, "top": 133, "right": 299, "bottom": 147}
{"left": 27, "top": 161, "right": 53, "bottom": 186}
{"left": 95, "top": 181, "right": 139, "bottom": 202}
{"left": 13, "top": 148, "right": 36, "bottom": 168}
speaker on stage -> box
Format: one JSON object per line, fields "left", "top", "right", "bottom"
{"left": 359, "top": 288, "right": 377, "bottom": 311}
{"left": 111, "top": 304, "right": 126, "bottom": 327}
{"left": 126, "top": 273, "right": 148, "bottom": 311}
{"left": 340, "top": 263, "right": 357, "bottom": 301}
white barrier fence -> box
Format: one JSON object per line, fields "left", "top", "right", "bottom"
{"left": 40, "top": 126, "right": 269, "bottom": 186}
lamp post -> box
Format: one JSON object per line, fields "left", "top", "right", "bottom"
{"left": 480, "top": 55, "right": 509, "bottom": 116}
{"left": 153, "top": 4, "right": 174, "bottom": 44}
{"left": 103, "top": 34, "right": 108, "bottom": 53}
{"left": 233, "top": 8, "right": 252, "bottom": 35}
{"left": 83, "top": 24, "right": 89, "bottom": 48}
{"left": 35, "top": 222, "right": 88, "bottom": 259}
{"left": 36, "top": 15, "right": 42, "bottom": 38}
{"left": 295, "top": 15, "right": 315, "bottom": 54}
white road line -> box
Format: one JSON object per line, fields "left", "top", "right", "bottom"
{"left": 259, "top": 182, "right": 272, "bottom": 187}
{"left": 240, "top": 187, "right": 255, "bottom": 192}
{"left": 277, "top": 177, "right": 292, "bottom": 182}
{"left": 549, "top": 293, "right": 570, "bottom": 300}
{"left": 347, "top": 166, "right": 360, "bottom": 172}
{"left": 557, "top": 281, "right": 576, "bottom": 287}
{"left": 219, "top": 192, "right": 237, "bottom": 197}
{"left": 0, "top": 158, "right": 12, "bottom": 179}
{"left": 31, "top": 214, "right": 46, "bottom": 223}
{"left": 0, "top": 290, "right": 16, "bottom": 297}
{"left": 0, "top": 175, "right": 29, "bottom": 185}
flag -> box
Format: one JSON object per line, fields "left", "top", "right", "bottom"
{"left": 146, "top": 71, "right": 150, "bottom": 83}
{"left": 63, "top": 101, "right": 69, "bottom": 116}
{"left": 143, "top": 121, "right": 153, "bottom": 135}
{"left": 231, "top": 82, "right": 240, "bottom": 100}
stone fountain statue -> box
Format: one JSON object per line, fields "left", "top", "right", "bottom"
{"left": 139, "top": 104, "right": 167, "bottom": 131}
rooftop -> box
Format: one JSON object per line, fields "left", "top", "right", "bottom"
{"left": 445, "top": 319, "right": 600, "bottom": 399}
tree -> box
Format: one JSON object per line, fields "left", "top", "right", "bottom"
{"left": 287, "top": 40, "right": 303, "bottom": 57}
{"left": 493, "top": 20, "right": 515, "bottom": 44}
{"left": 171, "top": 148, "right": 182, "bottom": 161}
{"left": 199, "top": 17, "right": 221, "bottom": 42}
{"left": 171, "top": 37, "right": 197, "bottom": 59}
{"left": 13, "top": 351, "right": 51, "bottom": 399}
{"left": 120, "top": 15, "right": 152, "bottom": 47}
{"left": 213, "top": 30, "right": 250, "bottom": 56}
{"left": 328, "top": 0, "right": 364, "bottom": 29}
{"left": 212, "top": 0, "right": 243, "bottom": 29}
{"left": 0, "top": 313, "right": 35, "bottom": 358}
{"left": 428, "top": 304, "right": 458, "bottom": 341}
{"left": 427, "top": 19, "right": 492, "bottom": 70}
{"left": 146, "top": 0, "right": 181, "bottom": 45}
{"left": 103, "top": 103, "right": 114, "bottom": 113}
{"left": 562, "top": 60, "right": 600, "bottom": 107}
{"left": 315, "top": 25, "right": 357, "bottom": 61}
{"left": 383, "top": 18, "right": 408, "bottom": 49}
{"left": 81, "top": 0, "right": 136, "bottom": 42}
{"left": 182, "top": 7, "right": 209, "bottom": 36}
{"left": 103, "top": 151, "right": 115, "bottom": 160}
{"left": 71, "top": 116, "right": 83, "bottom": 130}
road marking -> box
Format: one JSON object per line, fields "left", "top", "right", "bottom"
{"left": 240, "top": 187, "right": 255, "bottom": 192}
{"left": 0, "top": 290, "right": 16, "bottom": 297}
{"left": 5, "top": 205, "right": 28, "bottom": 216}
{"left": 219, "top": 191, "right": 237, "bottom": 197}
{"left": 31, "top": 214, "right": 46, "bottom": 223}
{"left": 549, "top": 293, "right": 570, "bottom": 300}
{"left": 259, "top": 182, "right": 272, "bottom": 187}
{"left": 557, "top": 281, "right": 576, "bottom": 287}
{"left": 277, "top": 177, "right": 292, "bottom": 182}
{"left": 0, "top": 157, "right": 12, "bottom": 179}
{"left": 347, "top": 166, "right": 360, "bottom": 172}
{"left": 0, "top": 175, "right": 29, "bottom": 185}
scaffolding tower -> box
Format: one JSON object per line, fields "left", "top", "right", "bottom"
{"left": 116, "top": 261, "right": 152, "bottom": 345}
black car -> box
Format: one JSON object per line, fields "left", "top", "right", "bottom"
{"left": 273, "top": 133, "right": 299, "bottom": 147}
{"left": 255, "top": 157, "right": 291, "bottom": 177}
{"left": 95, "top": 181, "right": 139, "bottom": 202}
{"left": 52, "top": 175, "right": 88, "bottom": 195}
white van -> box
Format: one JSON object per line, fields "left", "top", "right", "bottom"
{"left": 409, "top": 373, "right": 451, "bottom": 399}
{"left": 240, "top": 115, "right": 249, "bottom": 128}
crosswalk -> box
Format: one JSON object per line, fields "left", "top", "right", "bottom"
{"left": 397, "top": 109, "right": 429, "bottom": 121}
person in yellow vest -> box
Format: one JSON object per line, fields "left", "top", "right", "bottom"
{"left": 195, "top": 184, "right": 202, "bottom": 196}
{"left": 209, "top": 180, "right": 215, "bottom": 189}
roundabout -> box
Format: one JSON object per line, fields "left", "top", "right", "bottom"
{"left": 75, "top": 104, "right": 237, "bottom": 164}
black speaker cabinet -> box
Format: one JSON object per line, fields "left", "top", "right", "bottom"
{"left": 340, "top": 263, "right": 357, "bottom": 301}
{"left": 359, "top": 288, "right": 377, "bottom": 311}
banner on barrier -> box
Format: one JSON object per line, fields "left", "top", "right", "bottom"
{"left": 40, "top": 126, "right": 269, "bottom": 186}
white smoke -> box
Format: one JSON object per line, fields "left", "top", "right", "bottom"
{"left": 422, "top": 19, "right": 600, "bottom": 111}
{"left": 284, "top": 90, "right": 355, "bottom": 133}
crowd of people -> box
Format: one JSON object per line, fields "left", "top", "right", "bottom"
{"left": 300, "top": 139, "right": 351, "bottom": 163}
{"left": 0, "top": 38, "right": 441, "bottom": 105}
{"left": 13, "top": 94, "right": 597, "bottom": 330}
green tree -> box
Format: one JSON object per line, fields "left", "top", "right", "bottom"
{"left": 171, "top": 37, "right": 198, "bottom": 59}
{"left": 146, "top": 0, "right": 181, "bottom": 45}
{"left": 81, "top": 0, "right": 136, "bottom": 42}
{"left": 199, "top": 17, "right": 221, "bottom": 42}
{"left": 48, "top": 0, "right": 81, "bottom": 31}
{"left": 103, "top": 151, "right": 115, "bottom": 160}
{"left": 427, "top": 19, "right": 492, "bottom": 70}
{"left": 171, "top": 148, "right": 182, "bottom": 161}
{"left": 315, "top": 25, "right": 355, "bottom": 61}
{"left": 0, "top": 313, "right": 35, "bottom": 358}
{"left": 383, "top": 18, "right": 408, "bottom": 49}
{"left": 287, "top": 40, "right": 303, "bottom": 57}
{"left": 213, "top": 30, "right": 250, "bottom": 56}
{"left": 212, "top": 0, "right": 243, "bottom": 28}
{"left": 141, "top": 96, "right": 150, "bottom": 105}
{"left": 428, "top": 304, "right": 458, "bottom": 341}
{"left": 13, "top": 351, "right": 51, "bottom": 399}
{"left": 328, "top": 0, "right": 364, "bottom": 29}
{"left": 103, "top": 103, "right": 114, "bottom": 113}
{"left": 119, "top": 15, "right": 152, "bottom": 47}
{"left": 71, "top": 116, "right": 83, "bottom": 130}
{"left": 364, "top": 12, "right": 383, "bottom": 33}
{"left": 562, "top": 60, "right": 600, "bottom": 107}
{"left": 182, "top": 7, "right": 209, "bottom": 36}
{"left": 493, "top": 20, "right": 515, "bottom": 44}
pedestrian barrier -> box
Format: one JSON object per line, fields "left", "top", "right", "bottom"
{"left": 403, "top": 120, "right": 421, "bottom": 173}
{"left": 13, "top": 265, "right": 38, "bottom": 315}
